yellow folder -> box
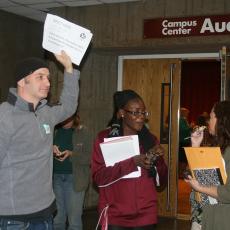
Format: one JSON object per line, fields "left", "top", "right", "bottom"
{"left": 184, "top": 147, "right": 227, "bottom": 203}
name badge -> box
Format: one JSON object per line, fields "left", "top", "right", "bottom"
{"left": 43, "top": 124, "right": 51, "bottom": 134}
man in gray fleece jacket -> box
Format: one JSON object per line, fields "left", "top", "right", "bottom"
{"left": 0, "top": 50, "right": 80, "bottom": 229}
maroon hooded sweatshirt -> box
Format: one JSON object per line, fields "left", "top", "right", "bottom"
{"left": 91, "top": 129, "right": 168, "bottom": 227}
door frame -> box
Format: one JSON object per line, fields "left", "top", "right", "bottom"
{"left": 117, "top": 52, "right": 220, "bottom": 218}
{"left": 118, "top": 52, "right": 219, "bottom": 90}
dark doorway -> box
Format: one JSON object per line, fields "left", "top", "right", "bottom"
{"left": 177, "top": 59, "right": 221, "bottom": 216}
{"left": 181, "top": 60, "right": 221, "bottom": 125}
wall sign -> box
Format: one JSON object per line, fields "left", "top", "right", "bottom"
{"left": 143, "top": 15, "right": 230, "bottom": 38}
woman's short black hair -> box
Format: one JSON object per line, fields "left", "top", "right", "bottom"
{"left": 114, "top": 89, "right": 142, "bottom": 109}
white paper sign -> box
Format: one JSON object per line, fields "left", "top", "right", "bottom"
{"left": 100, "top": 135, "right": 141, "bottom": 178}
{"left": 42, "top": 14, "right": 93, "bottom": 65}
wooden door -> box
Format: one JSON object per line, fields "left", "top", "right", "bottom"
{"left": 220, "top": 46, "right": 230, "bottom": 100}
{"left": 121, "top": 58, "right": 181, "bottom": 217}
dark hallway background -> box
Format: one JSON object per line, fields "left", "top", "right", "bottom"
{"left": 181, "top": 60, "right": 221, "bottom": 124}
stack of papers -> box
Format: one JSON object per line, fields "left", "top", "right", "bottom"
{"left": 42, "top": 14, "right": 93, "bottom": 65}
{"left": 100, "top": 135, "right": 141, "bottom": 178}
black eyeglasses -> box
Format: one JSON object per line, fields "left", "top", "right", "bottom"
{"left": 124, "top": 109, "right": 149, "bottom": 117}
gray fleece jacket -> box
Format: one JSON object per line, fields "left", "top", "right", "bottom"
{"left": 0, "top": 69, "right": 80, "bottom": 216}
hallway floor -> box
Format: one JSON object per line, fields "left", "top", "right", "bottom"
{"left": 82, "top": 208, "right": 191, "bottom": 230}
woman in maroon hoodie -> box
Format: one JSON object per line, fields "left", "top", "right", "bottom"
{"left": 91, "top": 90, "right": 168, "bottom": 230}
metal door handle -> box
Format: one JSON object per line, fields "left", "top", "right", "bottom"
{"left": 166, "top": 63, "right": 176, "bottom": 210}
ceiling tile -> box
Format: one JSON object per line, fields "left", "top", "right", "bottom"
{"left": 55, "top": 0, "right": 97, "bottom": 2}
{"left": 10, "top": 0, "right": 55, "bottom": 4}
{"left": 2, "top": 6, "right": 34, "bottom": 14}
{"left": 28, "top": 2, "right": 63, "bottom": 11}
{"left": 0, "top": 0, "right": 142, "bottom": 22}
{"left": 101, "top": 0, "right": 140, "bottom": 2}
{"left": 2, "top": 5, "right": 47, "bottom": 21}
{"left": 26, "top": 12, "right": 47, "bottom": 21}
{"left": 0, "top": 0, "right": 17, "bottom": 7}
{"left": 60, "top": 1, "right": 102, "bottom": 7}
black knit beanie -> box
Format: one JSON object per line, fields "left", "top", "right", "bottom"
{"left": 15, "top": 57, "right": 49, "bottom": 84}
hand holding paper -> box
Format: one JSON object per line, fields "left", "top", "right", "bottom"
{"left": 100, "top": 135, "right": 141, "bottom": 178}
{"left": 43, "top": 14, "right": 93, "bottom": 66}
{"left": 54, "top": 50, "right": 73, "bottom": 73}
{"left": 133, "top": 154, "right": 151, "bottom": 170}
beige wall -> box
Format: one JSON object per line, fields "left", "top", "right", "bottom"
{"left": 49, "top": 0, "right": 230, "bottom": 137}
{"left": 52, "top": 0, "right": 230, "bottom": 52}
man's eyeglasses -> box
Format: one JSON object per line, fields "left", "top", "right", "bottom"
{"left": 124, "top": 109, "right": 149, "bottom": 117}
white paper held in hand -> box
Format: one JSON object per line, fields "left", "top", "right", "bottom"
{"left": 42, "top": 14, "right": 93, "bottom": 65}
{"left": 100, "top": 135, "right": 141, "bottom": 178}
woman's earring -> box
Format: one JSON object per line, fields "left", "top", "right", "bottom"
{"left": 121, "top": 114, "right": 124, "bottom": 118}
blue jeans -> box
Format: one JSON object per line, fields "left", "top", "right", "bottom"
{"left": 53, "top": 174, "right": 85, "bottom": 230}
{"left": 0, "top": 217, "right": 53, "bottom": 230}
